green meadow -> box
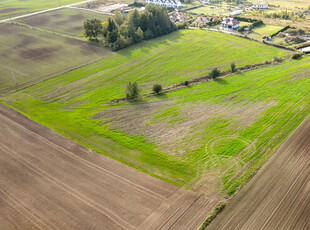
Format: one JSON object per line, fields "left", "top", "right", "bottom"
{"left": 2, "top": 29, "right": 308, "bottom": 195}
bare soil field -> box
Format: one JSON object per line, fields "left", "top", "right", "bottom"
{"left": 207, "top": 114, "right": 310, "bottom": 230}
{"left": 0, "top": 23, "right": 112, "bottom": 93}
{"left": 0, "top": 104, "right": 216, "bottom": 230}
{"left": 17, "top": 8, "right": 110, "bottom": 38}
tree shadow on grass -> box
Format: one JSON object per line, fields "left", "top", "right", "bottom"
{"left": 214, "top": 78, "right": 228, "bottom": 85}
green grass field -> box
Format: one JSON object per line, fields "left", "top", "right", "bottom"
{"left": 248, "top": 25, "right": 284, "bottom": 40}
{"left": 0, "top": 0, "right": 84, "bottom": 20}
{"left": 2, "top": 29, "right": 303, "bottom": 196}
{"left": 188, "top": 6, "right": 227, "bottom": 15}
{"left": 0, "top": 22, "right": 112, "bottom": 93}
{"left": 16, "top": 8, "right": 110, "bottom": 38}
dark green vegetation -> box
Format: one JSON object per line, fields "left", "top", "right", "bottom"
{"left": 16, "top": 8, "right": 110, "bottom": 38}
{"left": 86, "top": 5, "right": 177, "bottom": 50}
{"left": 0, "top": 22, "right": 111, "bottom": 93}
{"left": 3, "top": 30, "right": 307, "bottom": 197}
{"left": 0, "top": 0, "right": 83, "bottom": 20}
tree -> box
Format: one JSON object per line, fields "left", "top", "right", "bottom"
{"left": 126, "top": 82, "right": 140, "bottom": 99}
{"left": 83, "top": 19, "right": 102, "bottom": 40}
{"left": 114, "top": 10, "right": 125, "bottom": 26}
{"left": 230, "top": 62, "right": 236, "bottom": 72}
{"left": 210, "top": 68, "right": 221, "bottom": 79}
{"left": 152, "top": 84, "right": 162, "bottom": 94}
{"left": 135, "top": 27, "right": 144, "bottom": 42}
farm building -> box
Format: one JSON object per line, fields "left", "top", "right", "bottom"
{"left": 253, "top": 2, "right": 269, "bottom": 9}
{"left": 145, "top": 0, "right": 182, "bottom": 8}
{"left": 170, "top": 11, "right": 186, "bottom": 23}
{"left": 222, "top": 17, "right": 240, "bottom": 29}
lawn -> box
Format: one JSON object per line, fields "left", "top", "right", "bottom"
{"left": 188, "top": 6, "right": 227, "bottom": 15}
{"left": 1, "top": 29, "right": 301, "bottom": 195}
{"left": 0, "top": 0, "right": 84, "bottom": 20}
{"left": 248, "top": 24, "right": 284, "bottom": 40}
{"left": 16, "top": 8, "right": 110, "bottom": 38}
{"left": 0, "top": 23, "right": 112, "bottom": 93}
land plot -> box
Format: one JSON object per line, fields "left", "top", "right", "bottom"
{"left": 17, "top": 8, "right": 110, "bottom": 38}
{"left": 0, "top": 23, "right": 112, "bottom": 93}
{"left": 0, "top": 104, "right": 215, "bottom": 230}
{"left": 248, "top": 24, "right": 284, "bottom": 40}
{"left": 207, "top": 112, "right": 310, "bottom": 230}
{"left": 0, "top": 0, "right": 83, "bottom": 20}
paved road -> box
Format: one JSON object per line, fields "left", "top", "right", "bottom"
{"left": 0, "top": 0, "right": 96, "bottom": 23}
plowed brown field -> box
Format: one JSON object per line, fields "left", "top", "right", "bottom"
{"left": 207, "top": 114, "right": 310, "bottom": 230}
{"left": 0, "top": 104, "right": 216, "bottom": 230}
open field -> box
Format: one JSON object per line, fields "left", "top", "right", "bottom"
{"left": 187, "top": 6, "right": 227, "bottom": 15}
{"left": 207, "top": 112, "right": 310, "bottom": 230}
{"left": 0, "top": 104, "right": 216, "bottom": 230}
{"left": 264, "top": 0, "right": 310, "bottom": 9}
{"left": 2, "top": 37, "right": 309, "bottom": 198}
{"left": 16, "top": 8, "right": 110, "bottom": 38}
{"left": 248, "top": 24, "right": 284, "bottom": 40}
{"left": 0, "top": 0, "right": 85, "bottom": 20}
{"left": 0, "top": 22, "right": 112, "bottom": 93}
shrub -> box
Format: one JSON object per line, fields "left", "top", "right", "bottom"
{"left": 291, "top": 53, "right": 302, "bottom": 60}
{"left": 184, "top": 80, "right": 189, "bottom": 86}
{"left": 152, "top": 84, "right": 162, "bottom": 94}
{"left": 230, "top": 62, "right": 236, "bottom": 72}
{"left": 210, "top": 68, "right": 221, "bottom": 79}
{"left": 126, "top": 81, "right": 140, "bottom": 99}
{"left": 273, "top": 56, "right": 283, "bottom": 63}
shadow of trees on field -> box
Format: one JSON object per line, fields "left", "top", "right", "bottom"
{"left": 214, "top": 78, "right": 228, "bottom": 85}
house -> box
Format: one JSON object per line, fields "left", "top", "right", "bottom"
{"left": 201, "top": 0, "right": 211, "bottom": 4}
{"left": 253, "top": 2, "right": 268, "bottom": 9}
{"left": 118, "top": 6, "right": 132, "bottom": 14}
{"left": 170, "top": 11, "right": 186, "bottom": 23}
{"left": 196, "top": 16, "right": 209, "bottom": 26}
{"left": 145, "top": 0, "right": 182, "bottom": 8}
{"left": 222, "top": 17, "right": 240, "bottom": 29}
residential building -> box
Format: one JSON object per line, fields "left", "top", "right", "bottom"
{"left": 145, "top": 0, "right": 182, "bottom": 8}
{"left": 170, "top": 11, "right": 186, "bottom": 23}
{"left": 221, "top": 17, "right": 240, "bottom": 29}
{"left": 253, "top": 2, "right": 269, "bottom": 9}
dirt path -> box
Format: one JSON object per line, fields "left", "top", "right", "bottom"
{"left": 0, "top": 104, "right": 215, "bottom": 229}
{"left": 207, "top": 114, "right": 310, "bottom": 230}
{"left": 0, "top": 0, "right": 96, "bottom": 24}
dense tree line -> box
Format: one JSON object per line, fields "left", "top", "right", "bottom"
{"left": 84, "top": 5, "right": 178, "bottom": 50}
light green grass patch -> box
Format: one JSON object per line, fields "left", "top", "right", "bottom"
{"left": 248, "top": 25, "right": 284, "bottom": 40}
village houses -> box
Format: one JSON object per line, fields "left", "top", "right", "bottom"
{"left": 145, "top": 0, "right": 182, "bottom": 8}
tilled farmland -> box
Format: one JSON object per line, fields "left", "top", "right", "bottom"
{"left": 0, "top": 104, "right": 216, "bottom": 230}
{"left": 207, "top": 114, "right": 310, "bottom": 230}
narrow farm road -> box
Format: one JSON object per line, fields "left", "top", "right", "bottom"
{"left": 0, "top": 0, "right": 96, "bottom": 23}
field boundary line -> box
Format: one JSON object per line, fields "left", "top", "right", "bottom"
{"left": 0, "top": 0, "right": 97, "bottom": 23}
{"left": 0, "top": 111, "right": 166, "bottom": 201}
{"left": 0, "top": 144, "right": 132, "bottom": 230}
{"left": 0, "top": 188, "right": 51, "bottom": 230}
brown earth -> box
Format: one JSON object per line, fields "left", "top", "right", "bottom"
{"left": 94, "top": 100, "right": 274, "bottom": 156}
{"left": 0, "top": 104, "right": 216, "bottom": 230}
{"left": 207, "top": 113, "right": 310, "bottom": 229}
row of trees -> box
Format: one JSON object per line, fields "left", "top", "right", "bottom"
{"left": 125, "top": 63, "right": 240, "bottom": 99}
{"left": 84, "top": 5, "right": 178, "bottom": 50}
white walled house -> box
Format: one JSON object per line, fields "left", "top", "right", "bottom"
{"left": 253, "top": 2, "right": 269, "bottom": 9}
{"left": 222, "top": 17, "right": 240, "bottom": 29}
{"left": 145, "top": 0, "right": 182, "bottom": 8}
